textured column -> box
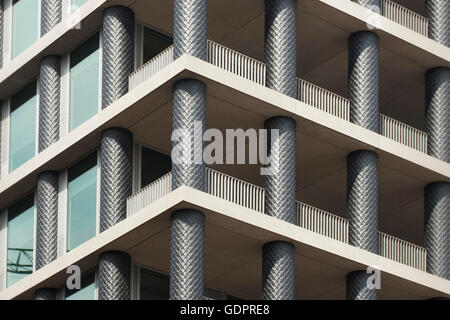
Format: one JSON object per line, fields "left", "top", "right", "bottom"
{"left": 39, "top": 56, "right": 61, "bottom": 152}
{"left": 0, "top": 0, "right": 3, "bottom": 69}
{"left": 425, "top": 182, "right": 450, "bottom": 280}
{"left": 35, "top": 171, "right": 59, "bottom": 270}
{"left": 102, "top": 6, "right": 135, "bottom": 109}
{"left": 173, "top": 0, "right": 207, "bottom": 60}
{"left": 347, "top": 150, "right": 379, "bottom": 253}
{"left": 348, "top": 31, "right": 379, "bottom": 133}
{"left": 264, "top": 0, "right": 297, "bottom": 98}
{"left": 98, "top": 251, "right": 131, "bottom": 300}
{"left": 35, "top": 288, "right": 57, "bottom": 300}
{"left": 425, "top": 67, "right": 450, "bottom": 162}
{"left": 351, "top": 0, "right": 380, "bottom": 11}
{"left": 41, "top": 0, "right": 62, "bottom": 36}
{"left": 426, "top": 0, "right": 450, "bottom": 47}
{"left": 170, "top": 210, "right": 204, "bottom": 300}
{"left": 346, "top": 271, "right": 377, "bottom": 300}
{"left": 262, "top": 241, "right": 295, "bottom": 300}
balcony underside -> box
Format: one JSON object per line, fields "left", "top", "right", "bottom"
{"left": 1, "top": 56, "right": 448, "bottom": 249}
{"left": 2, "top": 187, "right": 448, "bottom": 300}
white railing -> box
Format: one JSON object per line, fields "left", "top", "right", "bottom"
{"left": 206, "top": 168, "right": 265, "bottom": 213}
{"left": 296, "top": 78, "right": 350, "bottom": 121}
{"left": 129, "top": 46, "right": 174, "bottom": 90}
{"left": 381, "top": 0, "right": 428, "bottom": 37}
{"left": 379, "top": 232, "right": 427, "bottom": 271}
{"left": 379, "top": 114, "right": 427, "bottom": 153}
{"left": 126, "top": 172, "right": 172, "bottom": 216}
{"left": 207, "top": 40, "right": 266, "bottom": 86}
{"left": 296, "top": 201, "right": 349, "bottom": 243}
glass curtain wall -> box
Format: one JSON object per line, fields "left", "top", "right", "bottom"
{"left": 12, "top": 0, "right": 39, "bottom": 58}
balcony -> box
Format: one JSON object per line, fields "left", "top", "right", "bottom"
{"left": 129, "top": 40, "right": 429, "bottom": 154}
{"left": 127, "top": 168, "right": 427, "bottom": 272}
{"left": 381, "top": 0, "right": 428, "bottom": 37}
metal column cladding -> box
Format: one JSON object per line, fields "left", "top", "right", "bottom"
{"left": 351, "top": 0, "right": 381, "bottom": 11}
{"left": 425, "top": 182, "right": 450, "bottom": 280}
{"left": 41, "top": 0, "right": 62, "bottom": 37}
{"left": 0, "top": 0, "right": 3, "bottom": 69}
{"left": 426, "top": 0, "right": 450, "bottom": 47}
{"left": 98, "top": 251, "right": 131, "bottom": 300}
{"left": 346, "top": 271, "right": 377, "bottom": 300}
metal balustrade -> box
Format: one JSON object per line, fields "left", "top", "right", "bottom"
{"left": 379, "top": 232, "right": 427, "bottom": 271}
{"left": 381, "top": 0, "right": 429, "bottom": 37}
{"left": 126, "top": 168, "right": 426, "bottom": 270}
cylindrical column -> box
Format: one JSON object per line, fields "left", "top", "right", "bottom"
{"left": 98, "top": 5, "right": 135, "bottom": 300}
{"left": 0, "top": 0, "right": 4, "bottom": 69}
{"left": 39, "top": 56, "right": 61, "bottom": 153}
{"left": 173, "top": 0, "right": 207, "bottom": 60}
{"left": 351, "top": 0, "right": 380, "bottom": 11}
{"left": 35, "top": 288, "right": 57, "bottom": 300}
{"left": 170, "top": 0, "right": 207, "bottom": 300}
{"left": 264, "top": 0, "right": 297, "bottom": 98}
{"left": 170, "top": 210, "right": 204, "bottom": 300}
{"left": 346, "top": 271, "right": 377, "bottom": 300}
{"left": 425, "top": 67, "right": 450, "bottom": 162}
{"left": 98, "top": 251, "right": 131, "bottom": 300}
{"left": 348, "top": 31, "right": 379, "bottom": 133}
{"left": 262, "top": 241, "right": 295, "bottom": 300}
{"left": 425, "top": 182, "right": 450, "bottom": 280}
{"left": 426, "top": 0, "right": 450, "bottom": 47}
{"left": 41, "top": 0, "right": 62, "bottom": 37}
{"left": 102, "top": 6, "right": 135, "bottom": 109}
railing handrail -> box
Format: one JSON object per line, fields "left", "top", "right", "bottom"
{"left": 381, "top": 0, "right": 428, "bottom": 36}
{"left": 130, "top": 45, "right": 174, "bottom": 79}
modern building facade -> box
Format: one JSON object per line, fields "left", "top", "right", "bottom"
{"left": 0, "top": 0, "right": 448, "bottom": 300}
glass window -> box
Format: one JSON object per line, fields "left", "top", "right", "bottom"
{"left": 69, "top": 33, "right": 100, "bottom": 131}
{"left": 67, "top": 152, "right": 98, "bottom": 251}
{"left": 65, "top": 272, "right": 95, "bottom": 300}
{"left": 142, "top": 27, "right": 172, "bottom": 64}
{"left": 9, "top": 81, "right": 37, "bottom": 172}
{"left": 71, "top": 0, "right": 88, "bottom": 11}
{"left": 7, "top": 194, "right": 34, "bottom": 287}
{"left": 139, "top": 269, "right": 169, "bottom": 300}
{"left": 141, "top": 147, "right": 171, "bottom": 188}
{"left": 12, "top": 0, "right": 39, "bottom": 58}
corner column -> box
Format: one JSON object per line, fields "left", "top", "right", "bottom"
{"left": 170, "top": 0, "right": 207, "bottom": 300}
{"left": 34, "top": 0, "right": 62, "bottom": 300}
{"left": 346, "top": 10, "right": 380, "bottom": 300}
{"left": 426, "top": 0, "right": 449, "bottom": 47}
{"left": 0, "top": 0, "right": 4, "bottom": 69}
{"left": 262, "top": 0, "right": 297, "bottom": 300}
{"left": 97, "top": 6, "right": 135, "bottom": 300}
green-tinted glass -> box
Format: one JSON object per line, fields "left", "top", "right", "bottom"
{"left": 69, "top": 34, "right": 100, "bottom": 131}
{"left": 9, "top": 81, "right": 37, "bottom": 172}
{"left": 12, "top": 0, "right": 38, "bottom": 58}
{"left": 71, "top": 0, "right": 89, "bottom": 12}
{"left": 65, "top": 272, "right": 96, "bottom": 300}
{"left": 139, "top": 269, "right": 169, "bottom": 300}
{"left": 67, "top": 153, "right": 97, "bottom": 251}
{"left": 143, "top": 28, "right": 173, "bottom": 64}
{"left": 141, "top": 147, "right": 172, "bottom": 188}
{"left": 7, "top": 194, "right": 34, "bottom": 287}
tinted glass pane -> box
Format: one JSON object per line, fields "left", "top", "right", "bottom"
{"left": 65, "top": 272, "right": 95, "bottom": 300}
{"left": 139, "top": 269, "right": 169, "bottom": 300}
{"left": 9, "top": 81, "right": 37, "bottom": 172}
{"left": 141, "top": 147, "right": 171, "bottom": 188}
{"left": 12, "top": 0, "right": 38, "bottom": 58}
{"left": 67, "top": 153, "right": 97, "bottom": 251}
{"left": 71, "top": 0, "right": 88, "bottom": 11}
{"left": 143, "top": 28, "right": 172, "bottom": 64}
{"left": 7, "top": 194, "right": 34, "bottom": 287}
{"left": 69, "top": 34, "right": 100, "bottom": 131}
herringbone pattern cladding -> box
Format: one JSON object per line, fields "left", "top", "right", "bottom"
{"left": 170, "top": 210, "right": 204, "bottom": 300}
{"left": 262, "top": 241, "right": 295, "bottom": 300}
{"left": 173, "top": 0, "right": 207, "bottom": 60}
{"left": 426, "top": 0, "right": 449, "bottom": 47}
{"left": 426, "top": 67, "right": 450, "bottom": 163}
{"left": 0, "top": 0, "right": 3, "bottom": 68}
{"left": 100, "top": 128, "right": 133, "bottom": 232}
{"left": 265, "top": 0, "right": 297, "bottom": 98}
{"left": 35, "top": 288, "right": 57, "bottom": 300}
{"left": 346, "top": 271, "right": 377, "bottom": 300}
{"left": 348, "top": 31, "right": 379, "bottom": 132}
{"left": 425, "top": 182, "right": 450, "bottom": 280}
{"left": 351, "top": 0, "right": 380, "bottom": 10}
{"left": 36, "top": 171, "right": 59, "bottom": 270}
{"left": 264, "top": 117, "right": 296, "bottom": 223}
{"left": 172, "top": 79, "right": 206, "bottom": 191}
{"left": 98, "top": 251, "right": 131, "bottom": 300}
{"left": 41, "top": 0, "right": 62, "bottom": 36}
{"left": 347, "top": 150, "right": 378, "bottom": 253}
{"left": 39, "top": 56, "right": 61, "bottom": 152}
{"left": 102, "top": 6, "right": 134, "bottom": 109}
